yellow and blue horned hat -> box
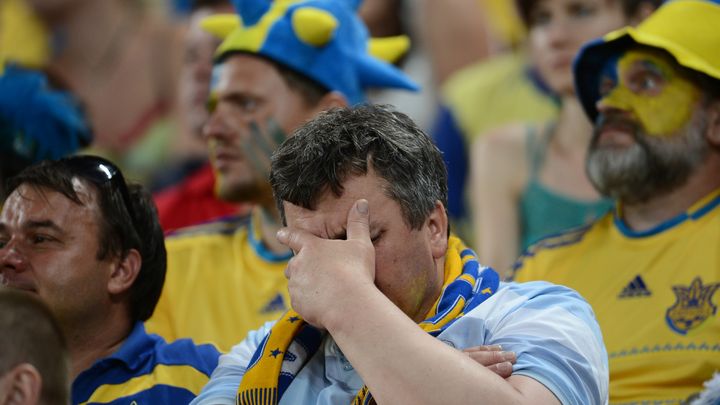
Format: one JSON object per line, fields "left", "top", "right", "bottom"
{"left": 201, "top": 0, "right": 419, "bottom": 105}
{"left": 574, "top": 0, "right": 720, "bottom": 122}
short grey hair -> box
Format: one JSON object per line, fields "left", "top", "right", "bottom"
{"left": 270, "top": 104, "right": 448, "bottom": 231}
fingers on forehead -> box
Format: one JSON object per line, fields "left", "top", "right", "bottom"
{"left": 345, "top": 199, "right": 370, "bottom": 241}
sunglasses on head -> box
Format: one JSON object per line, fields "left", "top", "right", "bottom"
{"left": 60, "top": 155, "right": 135, "bottom": 220}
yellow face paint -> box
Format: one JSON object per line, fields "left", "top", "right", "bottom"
{"left": 599, "top": 49, "right": 701, "bottom": 137}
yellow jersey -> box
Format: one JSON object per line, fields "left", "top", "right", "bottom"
{"left": 146, "top": 212, "right": 292, "bottom": 353}
{"left": 441, "top": 52, "right": 559, "bottom": 141}
{"left": 512, "top": 188, "right": 720, "bottom": 404}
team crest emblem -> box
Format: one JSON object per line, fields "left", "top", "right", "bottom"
{"left": 666, "top": 277, "right": 720, "bottom": 335}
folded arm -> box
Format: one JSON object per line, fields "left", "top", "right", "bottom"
{"left": 326, "top": 285, "right": 561, "bottom": 405}
{"left": 277, "top": 200, "right": 564, "bottom": 405}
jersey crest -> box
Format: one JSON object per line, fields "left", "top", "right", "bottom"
{"left": 665, "top": 277, "right": 720, "bottom": 335}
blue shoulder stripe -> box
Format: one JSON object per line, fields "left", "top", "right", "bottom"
{"left": 72, "top": 329, "right": 219, "bottom": 404}
{"left": 509, "top": 222, "right": 593, "bottom": 278}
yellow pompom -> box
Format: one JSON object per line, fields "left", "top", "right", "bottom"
{"left": 292, "top": 8, "right": 338, "bottom": 47}
{"left": 368, "top": 35, "right": 410, "bottom": 63}
{"left": 200, "top": 14, "right": 242, "bottom": 39}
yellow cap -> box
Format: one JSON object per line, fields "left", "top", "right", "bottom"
{"left": 574, "top": 0, "right": 720, "bottom": 121}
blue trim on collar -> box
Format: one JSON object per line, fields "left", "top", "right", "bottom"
{"left": 525, "top": 65, "right": 560, "bottom": 105}
{"left": 613, "top": 192, "right": 720, "bottom": 238}
{"left": 102, "top": 322, "right": 156, "bottom": 370}
{"left": 690, "top": 191, "right": 720, "bottom": 220}
{"left": 71, "top": 322, "right": 156, "bottom": 403}
{"left": 248, "top": 216, "right": 293, "bottom": 262}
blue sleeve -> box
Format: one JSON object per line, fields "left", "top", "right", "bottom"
{"left": 490, "top": 283, "right": 608, "bottom": 404}
{"left": 430, "top": 104, "right": 468, "bottom": 220}
{"left": 191, "top": 322, "right": 275, "bottom": 405}
{"left": 445, "top": 282, "right": 608, "bottom": 404}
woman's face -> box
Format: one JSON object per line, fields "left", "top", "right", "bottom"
{"left": 528, "top": 0, "right": 627, "bottom": 96}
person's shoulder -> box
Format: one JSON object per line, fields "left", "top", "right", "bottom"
{"left": 509, "top": 215, "right": 611, "bottom": 279}
{"left": 497, "top": 280, "right": 593, "bottom": 312}
{"left": 526, "top": 221, "right": 595, "bottom": 252}
{"left": 473, "top": 123, "right": 534, "bottom": 187}
{"left": 474, "top": 122, "right": 530, "bottom": 163}
{"left": 165, "top": 214, "right": 251, "bottom": 242}
{"left": 149, "top": 333, "right": 221, "bottom": 376}
{"left": 462, "top": 280, "right": 593, "bottom": 324}
{"left": 484, "top": 281, "right": 604, "bottom": 352}
{"left": 443, "top": 52, "right": 527, "bottom": 99}
{"left": 493, "top": 281, "right": 590, "bottom": 309}
{"left": 225, "top": 320, "right": 277, "bottom": 360}
{"left": 462, "top": 280, "right": 602, "bottom": 347}
{"left": 479, "top": 123, "right": 529, "bottom": 148}
{"left": 483, "top": 282, "right": 608, "bottom": 403}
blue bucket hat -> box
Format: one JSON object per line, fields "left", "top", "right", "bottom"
{"left": 574, "top": 0, "right": 720, "bottom": 123}
{"left": 201, "top": 0, "right": 419, "bottom": 105}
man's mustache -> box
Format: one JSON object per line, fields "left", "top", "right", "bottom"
{"left": 592, "top": 113, "right": 642, "bottom": 147}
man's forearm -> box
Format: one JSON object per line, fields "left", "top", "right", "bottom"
{"left": 325, "top": 285, "right": 559, "bottom": 405}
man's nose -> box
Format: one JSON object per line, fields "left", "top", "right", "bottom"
{"left": 546, "top": 18, "right": 572, "bottom": 48}
{"left": 203, "top": 109, "right": 229, "bottom": 142}
{"left": 596, "top": 87, "right": 632, "bottom": 116}
{"left": 0, "top": 240, "right": 28, "bottom": 274}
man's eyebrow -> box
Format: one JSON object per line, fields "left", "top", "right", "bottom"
{"left": 638, "top": 59, "right": 666, "bottom": 77}
{"left": 25, "top": 220, "right": 64, "bottom": 233}
{"left": 0, "top": 221, "right": 64, "bottom": 237}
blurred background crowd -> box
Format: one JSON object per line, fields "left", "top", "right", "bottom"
{"left": 2, "top": 0, "right": 719, "bottom": 403}
{"left": 1, "top": 0, "right": 527, "bottom": 235}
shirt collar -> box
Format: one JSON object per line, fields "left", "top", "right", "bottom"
{"left": 249, "top": 207, "right": 293, "bottom": 262}
{"left": 99, "top": 321, "right": 158, "bottom": 371}
{"left": 613, "top": 187, "right": 720, "bottom": 238}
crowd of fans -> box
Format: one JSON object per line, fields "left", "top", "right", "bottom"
{"left": 1, "top": 0, "right": 719, "bottom": 403}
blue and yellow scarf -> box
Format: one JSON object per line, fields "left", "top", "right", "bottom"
{"left": 237, "top": 236, "right": 499, "bottom": 405}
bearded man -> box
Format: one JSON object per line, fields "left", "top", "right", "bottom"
{"left": 512, "top": 0, "right": 720, "bottom": 403}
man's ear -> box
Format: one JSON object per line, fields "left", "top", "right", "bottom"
{"left": 426, "top": 201, "right": 449, "bottom": 259}
{"left": 314, "top": 91, "right": 348, "bottom": 113}
{"left": 107, "top": 249, "right": 142, "bottom": 295}
{"left": 706, "top": 99, "right": 720, "bottom": 147}
{"left": 0, "top": 363, "right": 42, "bottom": 405}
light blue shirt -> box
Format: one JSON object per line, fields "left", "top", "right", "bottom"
{"left": 191, "top": 281, "right": 609, "bottom": 405}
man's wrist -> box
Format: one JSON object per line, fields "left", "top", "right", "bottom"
{"left": 323, "top": 280, "right": 384, "bottom": 334}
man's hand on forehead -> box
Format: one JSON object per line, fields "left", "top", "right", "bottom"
{"left": 276, "top": 199, "right": 376, "bottom": 329}
{"left": 242, "top": 118, "right": 286, "bottom": 180}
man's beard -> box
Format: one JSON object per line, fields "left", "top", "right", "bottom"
{"left": 586, "top": 111, "right": 709, "bottom": 204}
{"left": 217, "top": 175, "right": 273, "bottom": 205}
